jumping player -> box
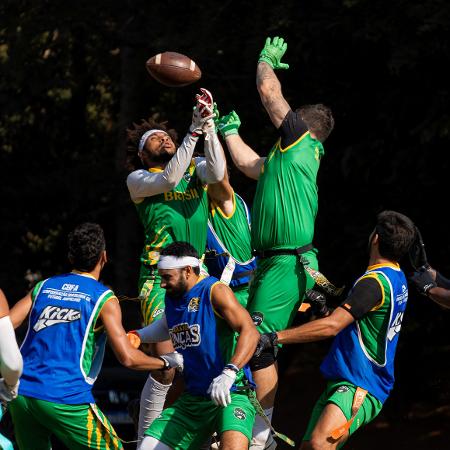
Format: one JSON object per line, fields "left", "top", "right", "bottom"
{"left": 8, "top": 223, "right": 182, "bottom": 450}
{"left": 205, "top": 105, "right": 256, "bottom": 308}
{"left": 125, "top": 89, "right": 227, "bottom": 442}
{"left": 256, "top": 211, "right": 416, "bottom": 449}
{"left": 0, "top": 289, "right": 23, "bottom": 450}
{"left": 129, "top": 242, "right": 260, "bottom": 450}
{"left": 218, "top": 37, "right": 334, "bottom": 448}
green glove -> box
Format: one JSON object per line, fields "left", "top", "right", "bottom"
{"left": 258, "top": 36, "right": 289, "bottom": 70}
{"left": 217, "top": 110, "right": 241, "bottom": 138}
{"left": 212, "top": 102, "right": 220, "bottom": 129}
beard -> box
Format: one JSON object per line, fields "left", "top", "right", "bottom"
{"left": 166, "top": 277, "right": 188, "bottom": 298}
{"left": 151, "top": 149, "right": 174, "bottom": 164}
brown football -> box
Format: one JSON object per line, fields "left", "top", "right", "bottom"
{"left": 145, "top": 52, "right": 201, "bottom": 87}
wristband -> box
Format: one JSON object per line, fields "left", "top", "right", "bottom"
{"left": 224, "top": 363, "right": 239, "bottom": 373}
{"left": 158, "top": 356, "right": 170, "bottom": 371}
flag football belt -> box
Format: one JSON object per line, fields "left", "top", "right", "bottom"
{"left": 254, "top": 244, "right": 344, "bottom": 297}
{"left": 330, "top": 387, "right": 368, "bottom": 440}
{"left": 234, "top": 381, "right": 295, "bottom": 447}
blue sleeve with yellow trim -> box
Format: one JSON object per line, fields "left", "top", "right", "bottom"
{"left": 339, "top": 277, "right": 382, "bottom": 320}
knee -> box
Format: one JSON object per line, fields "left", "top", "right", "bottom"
{"left": 303, "top": 435, "right": 332, "bottom": 450}
{"left": 249, "top": 347, "right": 276, "bottom": 371}
{"left": 151, "top": 368, "right": 175, "bottom": 384}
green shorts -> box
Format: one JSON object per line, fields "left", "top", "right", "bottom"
{"left": 145, "top": 392, "right": 256, "bottom": 449}
{"left": 303, "top": 381, "right": 383, "bottom": 447}
{"left": 9, "top": 395, "right": 123, "bottom": 450}
{"left": 247, "top": 249, "right": 318, "bottom": 333}
{"left": 138, "top": 265, "right": 166, "bottom": 326}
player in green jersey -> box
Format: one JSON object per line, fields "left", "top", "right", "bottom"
{"left": 205, "top": 120, "right": 256, "bottom": 308}
{"left": 125, "top": 89, "right": 228, "bottom": 444}
{"left": 218, "top": 37, "right": 335, "bottom": 449}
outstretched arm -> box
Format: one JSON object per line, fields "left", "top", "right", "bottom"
{"left": 257, "top": 37, "right": 291, "bottom": 129}
{"left": 127, "top": 133, "right": 200, "bottom": 201}
{"left": 218, "top": 111, "right": 265, "bottom": 180}
{"left": 194, "top": 120, "right": 227, "bottom": 185}
{"left": 277, "top": 307, "right": 354, "bottom": 344}
{"left": 127, "top": 93, "right": 215, "bottom": 202}
{"left": 100, "top": 298, "right": 172, "bottom": 370}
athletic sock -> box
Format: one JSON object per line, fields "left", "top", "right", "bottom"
{"left": 250, "top": 407, "right": 274, "bottom": 449}
{"left": 137, "top": 374, "right": 172, "bottom": 446}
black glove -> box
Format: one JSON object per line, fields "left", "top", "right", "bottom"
{"left": 305, "top": 289, "right": 330, "bottom": 317}
{"left": 409, "top": 227, "right": 430, "bottom": 271}
{"left": 254, "top": 332, "right": 278, "bottom": 358}
{"left": 409, "top": 267, "right": 437, "bottom": 296}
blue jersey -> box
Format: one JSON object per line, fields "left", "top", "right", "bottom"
{"left": 19, "top": 272, "right": 115, "bottom": 404}
{"left": 320, "top": 264, "right": 408, "bottom": 403}
{"left": 206, "top": 193, "right": 256, "bottom": 288}
{"left": 165, "top": 276, "right": 246, "bottom": 396}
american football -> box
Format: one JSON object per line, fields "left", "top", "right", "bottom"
{"left": 145, "top": 51, "right": 201, "bottom": 87}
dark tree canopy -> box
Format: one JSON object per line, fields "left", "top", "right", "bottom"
{"left": 1, "top": 1, "right": 449, "bottom": 447}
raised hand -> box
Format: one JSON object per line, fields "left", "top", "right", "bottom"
{"left": 258, "top": 36, "right": 289, "bottom": 70}
{"left": 217, "top": 110, "right": 241, "bottom": 138}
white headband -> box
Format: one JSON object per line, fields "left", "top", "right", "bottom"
{"left": 138, "top": 129, "right": 168, "bottom": 153}
{"left": 157, "top": 256, "right": 200, "bottom": 270}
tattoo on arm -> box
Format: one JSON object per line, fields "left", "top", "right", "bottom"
{"left": 256, "top": 62, "right": 290, "bottom": 128}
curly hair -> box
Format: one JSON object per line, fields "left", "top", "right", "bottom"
{"left": 125, "top": 118, "right": 178, "bottom": 172}
{"left": 296, "top": 104, "right": 334, "bottom": 143}
{"left": 68, "top": 223, "right": 106, "bottom": 272}
{"left": 375, "top": 211, "right": 416, "bottom": 262}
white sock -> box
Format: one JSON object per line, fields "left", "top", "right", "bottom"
{"left": 139, "top": 436, "right": 172, "bottom": 450}
{"left": 137, "top": 375, "right": 171, "bottom": 446}
{"left": 250, "top": 407, "right": 274, "bottom": 449}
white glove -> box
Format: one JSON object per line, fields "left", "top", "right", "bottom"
{"left": 202, "top": 118, "right": 216, "bottom": 138}
{"left": 0, "top": 378, "right": 19, "bottom": 402}
{"left": 159, "top": 352, "right": 184, "bottom": 371}
{"left": 207, "top": 368, "right": 236, "bottom": 407}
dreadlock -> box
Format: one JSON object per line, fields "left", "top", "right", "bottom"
{"left": 125, "top": 117, "right": 178, "bottom": 171}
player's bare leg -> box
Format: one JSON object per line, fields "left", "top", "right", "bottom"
{"left": 220, "top": 430, "right": 250, "bottom": 450}
{"left": 300, "top": 403, "right": 348, "bottom": 450}
{"left": 137, "top": 339, "right": 175, "bottom": 445}
{"left": 250, "top": 363, "right": 278, "bottom": 449}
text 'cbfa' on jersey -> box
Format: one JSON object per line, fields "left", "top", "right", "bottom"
{"left": 19, "top": 273, "right": 115, "bottom": 404}
{"left": 134, "top": 161, "right": 209, "bottom": 267}
{"left": 321, "top": 264, "right": 408, "bottom": 403}
{"left": 165, "top": 276, "right": 245, "bottom": 396}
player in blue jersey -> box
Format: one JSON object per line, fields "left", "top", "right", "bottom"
{"left": 0, "top": 289, "right": 23, "bottom": 450}
{"left": 8, "top": 223, "right": 183, "bottom": 450}
{"left": 256, "top": 211, "right": 417, "bottom": 449}
{"left": 128, "top": 241, "right": 260, "bottom": 450}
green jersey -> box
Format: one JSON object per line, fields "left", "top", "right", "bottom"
{"left": 206, "top": 192, "right": 256, "bottom": 291}
{"left": 208, "top": 192, "right": 253, "bottom": 263}
{"left": 251, "top": 131, "right": 324, "bottom": 251}
{"left": 357, "top": 270, "right": 394, "bottom": 364}
{"left": 134, "top": 161, "right": 209, "bottom": 267}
